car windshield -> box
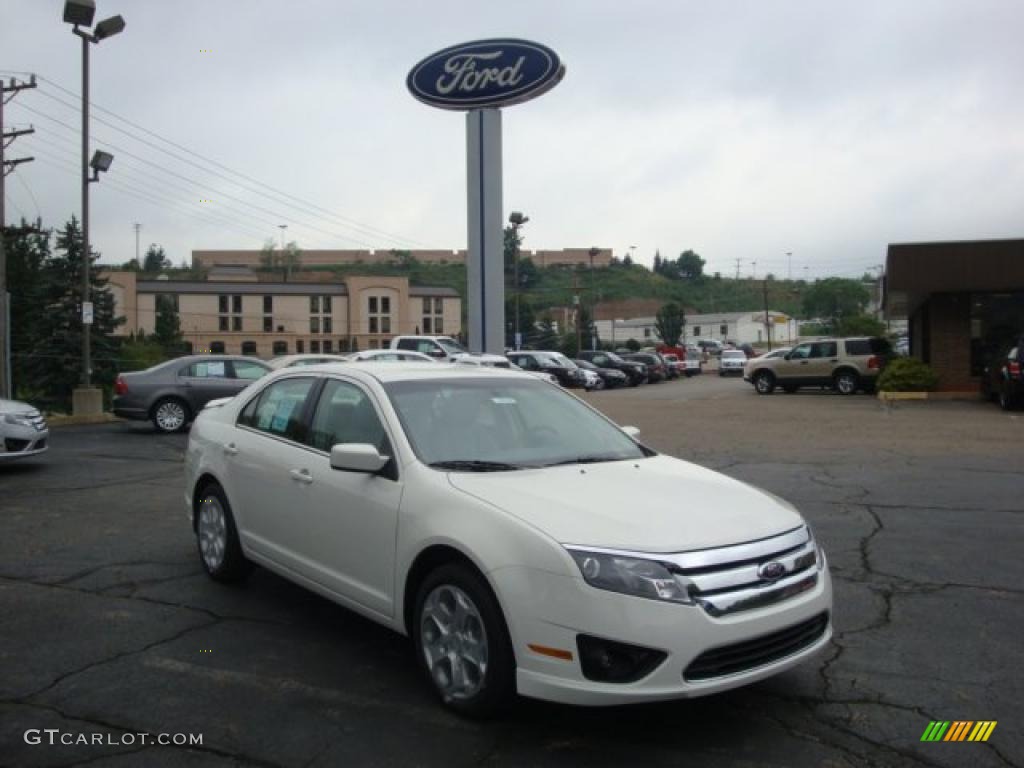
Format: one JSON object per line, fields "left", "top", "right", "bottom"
{"left": 548, "top": 353, "right": 577, "bottom": 369}
{"left": 438, "top": 338, "right": 468, "bottom": 355}
{"left": 602, "top": 352, "right": 626, "bottom": 363}
{"left": 384, "top": 378, "right": 649, "bottom": 469}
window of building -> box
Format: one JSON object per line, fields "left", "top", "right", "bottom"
{"left": 218, "top": 295, "right": 228, "bottom": 314}
{"left": 323, "top": 317, "right": 332, "bottom": 334}
{"left": 219, "top": 294, "right": 243, "bottom": 332}
{"left": 219, "top": 316, "right": 229, "bottom": 331}
{"left": 422, "top": 296, "right": 443, "bottom": 334}
{"left": 323, "top": 340, "right": 333, "bottom": 353}
{"left": 263, "top": 316, "right": 273, "bottom": 332}
{"left": 310, "top": 296, "right": 320, "bottom": 313}
{"left": 970, "top": 291, "right": 1024, "bottom": 376}
{"left": 693, "top": 326, "right": 701, "bottom": 336}
{"left": 310, "top": 339, "right": 321, "bottom": 353}
{"left": 643, "top": 328, "right": 651, "bottom": 338}
{"left": 232, "top": 316, "right": 242, "bottom": 332}
{"left": 720, "top": 324, "right": 728, "bottom": 336}
{"left": 368, "top": 295, "right": 391, "bottom": 335}
{"left": 232, "top": 296, "right": 242, "bottom": 314}
{"left": 241, "top": 340, "right": 258, "bottom": 356}
{"left": 263, "top": 296, "right": 273, "bottom": 313}
{"left": 272, "top": 340, "right": 288, "bottom": 356}
{"left": 210, "top": 341, "right": 226, "bottom": 354}
{"left": 311, "top": 316, "right": 320, "bottom": 334}
{"left": 296, "top": 339, "right": 304, "bottom": 354}
{"left": 323, "top": 295, "right": 332, "bottom": 314}
{"left": 309, "top": 294, "right": 334, "bottom": 335}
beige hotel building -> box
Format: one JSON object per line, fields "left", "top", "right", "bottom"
{"left": 103, "top": 268, "right": 461, "bottom": 358}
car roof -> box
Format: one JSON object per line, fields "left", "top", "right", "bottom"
{"left": 276, "top": 361, "right": 535, "bottom": 384}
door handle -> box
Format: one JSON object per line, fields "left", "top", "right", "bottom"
{"left": 289, "top": 469, "right": 313, "bottom": 485}
{"left": 223, "top": 443, "right": 239, "bottom": 456}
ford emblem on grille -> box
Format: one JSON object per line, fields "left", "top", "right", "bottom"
{"left": 758, "top": 561, "right": 786, "bottom": 581}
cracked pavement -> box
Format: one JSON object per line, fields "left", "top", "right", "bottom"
{"left": 1, "top": 375, "right": 1021, "bottom": 767}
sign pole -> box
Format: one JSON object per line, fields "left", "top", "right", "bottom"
{"left": 465, "top": 108, "right": 504, "bottom": 354}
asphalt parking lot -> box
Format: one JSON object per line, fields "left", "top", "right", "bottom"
{"left": 2, "top": 373, "right": 1021, "bottom": 768}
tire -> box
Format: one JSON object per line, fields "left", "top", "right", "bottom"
{"left": 753, "top": 371, "right": 775, "bottom": 395}
{"left": 152, "top": 397, "right": 191, "bottom": 433}
{"left": 195, "top": 483, "right": 251, "bottom": 583}
{"left": 999, "top": 388, "right": 1015, "bottom": 411}
{"left": 593, "top": 378, "right": 605, "bottom": 391}
{"left": 413, "top": 563, "right": 515, "bottom": 719}
{"left": 834, "top": 371, "right": 859, "bottom": 396}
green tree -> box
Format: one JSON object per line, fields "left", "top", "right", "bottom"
{"left": 505, "top": 296, "right": 538, "bottom": 349}
{"left": 653, "top": 250, "right": 663, "bottom": 275}
{"left": 675, "top": 250, "right": 705, "bottom": 280}
{"left": 836, "top": 313, "right": 886, "bottom": 337}
{"left": 624, "top": 338, "right": 641, "bottom": 352}
{"left": 119, "top": 335, "right": 166, "bottom": 372}
{"left": 4, "top": 222, "right": 52, "bottom": 398}
{"left": 655, "top": 301, "right": 686, "bottom": 346}
{"left": 559, "top": 330, "right": 579, "bottom": 358}
{"left": 121, "top": 258, "right": 141, "bottom": 271}
{"left": 535, "top": 313, "right": 558, "bottom": 350}
{"left": 142, "top": 243, "right": 170, "bottom": 273}
{"left": 801, "top": 278, "right": 871, "bottom": 329}
{"left": 153, "top": 295, "right": 185, "bottom": 354}
{"left": 19, "top": 217, "right": 124, "bottom": 410}
{"left": 260, "top": 239, "right": 303, "bottom": 281}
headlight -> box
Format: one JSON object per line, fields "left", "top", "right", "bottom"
{"left": 806, "top": 524, "right": 826, "bottom": 570}
{"left": 567, "top": 548, "right": 693, "bottom": 605}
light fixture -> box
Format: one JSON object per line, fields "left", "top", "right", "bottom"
{"left": 89, "top": 150, "right": 114, "bottom": 173}
{"left": 509, "top": 211, "right": 529, "bottom": 226}
{"left": 62, "top": 0, "right": 96, "bottom": 27}
{"left": 93, "top": 14, "right": 125, "bottom": 40}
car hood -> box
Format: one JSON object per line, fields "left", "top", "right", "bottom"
{"left": 0, "top": 398, "right": 40, "bottom": 416}
{"left": 446, "top": 455, "right": 803, "bottom": 553}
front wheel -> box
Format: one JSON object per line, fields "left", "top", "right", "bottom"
{"left": 195, "top": 484, "right": 251, "bottom": 583}
{"left": 414, "top": 564, "right": 515, "bottom": 718}
{"left": 753, "top": 371, "right": 775, "bottom": 395}
{"left": 834, "top": 371, "right": 860, "bottom": 396}
{"left": 999, "top": 388, "right": 1015, "bottom": 411}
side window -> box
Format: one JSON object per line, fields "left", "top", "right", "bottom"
{"left": 308, "top": 379, "right": 390, "bottom": 454}
{"left": 789, "top": 344, "right": 812, "bottom": 360}
{"left": 844, "top": 339, "right": 871, "bottom": 356}
{"left": 397, "top": 338, "right": 417, "bottom": 351}
{"left": 812, "top": 342, "right": 837, "bottom": 358}
{"left": 232, "top": 361, "right": 268, "bottom": 380}
{"left": 247, "top": 378, "right": 315, "bottom": 441}
{"left": 183, "top": 360, "right": 228, "bottom": 378}
{"left": 592, "top": 354, "right": 608, "bottom": 366}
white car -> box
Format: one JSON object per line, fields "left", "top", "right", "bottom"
{"left": 348, "top": 349, "right": 437, "bottom": 363}
{"left": 455, "top": 354, "right": 561, "bottom": 385}
{"left": 268, "top": 354, "right": 351, "bottom": 370}
{"left": 718, "top": 350, "right": 747, "bottom": 376}
{"left": 185, "top": 364, "right": 832, "bottom": 715}
{"left": 0, "top": 398, "right": 49, "bottom": 460}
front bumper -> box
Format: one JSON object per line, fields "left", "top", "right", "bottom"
{"left": 492, "top": 557, "right": 832, "bottom": 706}
{"left": 1, "top": 422, "right": 49, "bottom": 460}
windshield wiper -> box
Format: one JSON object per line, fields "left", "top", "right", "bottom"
{"left": 429, "top": 460, "right": 524, "bottom": 472}
{"left": 542, "top": 455, "right": 628, "bottom": 467}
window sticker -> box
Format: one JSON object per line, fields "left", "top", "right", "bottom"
{"left": 206, "top": 361, "right": 226, "bottom": 377}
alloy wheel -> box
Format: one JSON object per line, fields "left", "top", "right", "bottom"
{"left": 155, "top": 401, "right": 186, "bottom": 432}
{"left": 420, "top": 584, "right": 489, "bottom": 701}
{"left": 197, "top": 496, "right": 228, "bottom": 571}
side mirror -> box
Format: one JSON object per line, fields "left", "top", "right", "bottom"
{"left": 622, "top": 425, "right": 641, "bottom": 439}
{"left": 330, "top": 443, "right": 390, "bottom": 474}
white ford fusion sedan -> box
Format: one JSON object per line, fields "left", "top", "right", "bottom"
{"left": 184, "top": 363, "right": 832, "bottom": 716}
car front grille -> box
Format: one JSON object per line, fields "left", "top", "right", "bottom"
{"left": 665, "top": 526, "right": 822, "bottom": 617}
{"left": 684, "top": 612, "right": 830, "bottom": 681}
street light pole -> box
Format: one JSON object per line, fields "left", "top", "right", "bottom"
{"left": 508, "top": 211, "right": 528, "bottom": 349}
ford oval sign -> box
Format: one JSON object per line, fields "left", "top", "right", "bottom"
{"left": 407, "top": 38, "right": 565, "bottom": 110}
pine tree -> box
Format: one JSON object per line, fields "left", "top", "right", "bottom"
{"left": 21, "top": 218, "right": 124, "bottom": 410}
{"left": 153, "top": 295, "right": 185, "bottom": 354}
{"left": 4, "top": 221, "right": 51, "bottom": 398}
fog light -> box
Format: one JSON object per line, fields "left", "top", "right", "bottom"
{"left": 576, "top": 635, "right": 666, "bottom": 683}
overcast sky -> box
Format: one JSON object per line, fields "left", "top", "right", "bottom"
{"left": 2, "top": 0, "right": 1022, "bottom": 279}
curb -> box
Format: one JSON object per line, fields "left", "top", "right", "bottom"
{"left": 876, "top": 391, "right": 981, "bottom": 402}
{"left": 46, "top": 413, "right": 124, "bottom": 427}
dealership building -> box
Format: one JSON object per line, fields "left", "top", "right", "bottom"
{"left": 885, "top": 238, "right": 1024, "bottom": 393}
{"left": 103, "top": 269, "right": 461, "bottom": 358}
{"left": 593, "top": 311, "right": 798, "bottom": 348}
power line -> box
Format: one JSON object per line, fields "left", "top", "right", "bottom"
{"left": 30, "top": 78, "right": 427, "bottom": 249}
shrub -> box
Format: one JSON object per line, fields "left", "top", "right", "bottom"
{"left": 876, "top": 357, "right": 939, "bottom": 392}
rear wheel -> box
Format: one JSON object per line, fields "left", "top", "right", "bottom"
{"left": 834, "top": 371, "right": 860, "bottom": 396}
{"left": 753, "top": 371, "right": 775, "bottom": 395}
{"left": 414, "top": 564, "right": 515, "bottom": 718}
{"left": 152, "top": 397, "right": 190, "bottom": 433}
{"left": 999, "top": 388, "right": 1015, "bottom": 411}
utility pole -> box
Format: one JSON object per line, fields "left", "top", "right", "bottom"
{"left": 1, "top": 74, "right": 38, "bottom": 399}
{"left": 787, "top": 251, "right": 792, "bottom": 281}
{"left": 133, "top": 222, "right": 140, "bottom": 264}
{"left": 734, "top": 258, "right": 742, "bottom": 280}
{"left": 572, "top": 270, "right": 581, "bottom": 355}
{"left": 751, "top": 259, "right": 758, "bottom": 280}
{"left": 588, "top": 246, "right": 599, "bottom": 351}
{"left": 763, "top": 278, "right": 773, "bottom": 351}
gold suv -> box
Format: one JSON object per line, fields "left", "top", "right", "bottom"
{"left": 743, "top": 337, "right": 887, "bottom": 395}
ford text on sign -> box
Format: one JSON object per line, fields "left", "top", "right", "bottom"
{"left": 407, "top": 39, "right": 564, "bottom": 110}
